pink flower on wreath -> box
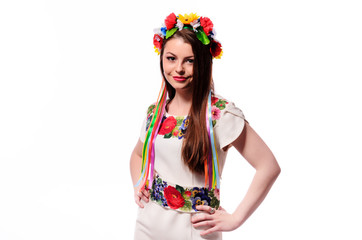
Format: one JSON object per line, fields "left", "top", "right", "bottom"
{"left": 165, "top": 13, "right": 177, "bottom": 30}
{"left": 159, "top": 116, "right": 177, "bottom": 135}
{"left": 211, "top": 106, "right": 221, "bottom": 120}
{"left": 173, "top": 130, "right": 179, "bottom": 137}
{"left": 185, "top": 191, "right": 192, "bottom": 197}
{"left": 153, "top": 34, "right": 163, "bottom": 50}
{"left": 200, "top": 17, "right": 213, "bottom": 35}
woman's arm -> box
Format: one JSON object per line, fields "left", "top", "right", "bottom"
{"left": 130, "top": 139, "right": 150, "bottom": 208}
{"left": 230, "top": 121, "right": 281, "bottom": 227}
{"left": 191, "top": 122, "right": 281, "bottom": 235}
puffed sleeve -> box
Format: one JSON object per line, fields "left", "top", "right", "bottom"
{"left": 214, "top": 100, "right": 246, "bottom": 150}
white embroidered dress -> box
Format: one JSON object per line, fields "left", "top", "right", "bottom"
{"left": 134, "top": 95, "right": 245, "bottom": 240}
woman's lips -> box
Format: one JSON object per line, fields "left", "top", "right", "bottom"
{"left": 173, "top": 76, "right": 188, "bottom": 82}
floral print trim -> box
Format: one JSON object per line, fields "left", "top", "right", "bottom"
{"left": 145, "top": 104, "right": 190, "bottom": 140}
{"left": 149, "top": 173, "right": 220, "bottom": 212}
{"left": 158, "top": 115, "right": 189, "bottom": 139}
{"left": 145, "top": 96, "right": 229, "bottom": 139}
{"left": 211, "top": 96, "right": 228, "bottom": 127}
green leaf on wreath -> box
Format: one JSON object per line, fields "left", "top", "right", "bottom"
{"left": 166, "top": 28, "right": 178, "bottom": 39}
{"left": 195, "top": 29, "right": 210, "bottom": 45}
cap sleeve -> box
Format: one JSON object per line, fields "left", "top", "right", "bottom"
{"left": 139, "top": 103, "right": 156, "bottom": 143}
{"left": 213, "top": 99, "right": 246, "bottom": 150}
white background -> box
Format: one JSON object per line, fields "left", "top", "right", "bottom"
{"left": 1, "top": 0, "right": 361, "bottom": 239}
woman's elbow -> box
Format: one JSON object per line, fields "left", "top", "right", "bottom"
{"left": 271, "top": 159, "right": 281, "bottom": 178}
{"left": 261, "top": 158, "right": 281, "bottom": 179}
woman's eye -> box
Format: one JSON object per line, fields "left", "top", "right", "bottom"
{"left": 186, "top": 59, "right": 194, "bottom": 63}
{"left": 166, "top": 56, "right": 176, "bottom": 61}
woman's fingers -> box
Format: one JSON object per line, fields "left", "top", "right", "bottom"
{"left": 134, "top": 192, "right": 144, "bottom": 208}
{"left": 140, "top": 189, "right": 150, "bottom": 203}
{"left": 134, "top": 189, "right": 150, "bottom": 208}
{"left": 195, "top": 205, "right": 215, "bottom": 214}
{"left": 191, "top": 211, "right": 214, "bottom": 224}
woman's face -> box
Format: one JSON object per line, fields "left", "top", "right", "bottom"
{"left": 162, "top": 37, "right": 194, "bottom": 91}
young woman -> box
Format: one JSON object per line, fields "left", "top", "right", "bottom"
{"left": 130, "top": 13, "right": 281, "bottom": 240}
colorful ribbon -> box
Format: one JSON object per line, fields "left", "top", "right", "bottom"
{"left": 205, "top": 91, "right": 220, "bottom": 190}
{"left": 135, "top": 88, "right": 220, "bottom": 192}
{"left": 134, "top": 81, "right": 167, "bottom": 190}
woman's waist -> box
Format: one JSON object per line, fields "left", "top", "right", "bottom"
{"left": 148, "top": 171, "right": 220, "bottom": 213}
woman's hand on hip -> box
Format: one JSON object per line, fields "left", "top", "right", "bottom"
{"left": 134, "top": 188, "right": 149, "bottom": 208}
{"left": 191, "top": 205, "right": 239, "bottom": 236}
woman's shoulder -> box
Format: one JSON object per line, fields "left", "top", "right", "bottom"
{"left": 212, "top": 93, "right": 246, "bottom": 149}
{"left": 211, "top": 93, "right": 245, "bottom": 126}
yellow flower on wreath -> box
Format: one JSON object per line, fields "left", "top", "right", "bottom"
{"left": 154, "top": 46, "right": 161, "bottom": 55}
{"left": 178, "top": 13, "right": 200, "bottom": 24}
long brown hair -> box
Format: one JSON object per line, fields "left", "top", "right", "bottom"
{"left": 160, "top": 29, "right": 214, "bottom": 175}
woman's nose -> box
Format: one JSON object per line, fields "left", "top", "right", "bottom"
{"left": 175, "top": 62, "right": 185, "bottom": 75}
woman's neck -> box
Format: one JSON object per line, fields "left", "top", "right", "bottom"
{"left": 167, "top": 89, "right": 192, "bottom": 116}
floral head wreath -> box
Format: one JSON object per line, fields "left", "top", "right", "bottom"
{"left": 153, "top": 13, "right": 223, "bottom": 59}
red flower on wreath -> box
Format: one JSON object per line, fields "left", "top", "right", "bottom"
{"left": 200, "top": 17, "right": 213, "bottom": 35}
{"left": 165, "top": 13, "right": 177, "bottom": 30}
{"left": 153, "top": 34, "right": 163, "bottom": 50}
{"left": 164, "top": 186, "right": 185, "bottom": 209}
{"left": 210, "top": 40, "right": 222, "bottom": 58}
{"left": 158, "top": 116, "right": 177, "bottom": 135}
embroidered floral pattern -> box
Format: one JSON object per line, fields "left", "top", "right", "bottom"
{"left": 145, "top": 97, "right": 229, "bottom": 138}
{"left": 164, "top": 185, "right": 185, "bottom": 209}
{"left": 211, "top": 96, "right": 228, "bottom": 126}
{"left": 145, "top": 104, "right": 190, "bottom": 140}
{"left": 159, "top": 116, "right": 177, "bottom": 135}
{"left": 149, "top": 175, "right": 168, "bottom": 207}
{"left": 149, "top": 174, "right": 220, "bottom": 212}
{"left": 211, "top": 106, "right": 221, "bottom": 121}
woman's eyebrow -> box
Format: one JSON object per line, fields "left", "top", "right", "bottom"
{"left": 165, "top": 52, "right": 176, "bottom": 56}
{"left": 165, "top": 52, "right": 194, "bottom": 59}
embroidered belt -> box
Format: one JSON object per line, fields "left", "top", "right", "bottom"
{"left": 148, "top": 173, "right": 220, "bottom": 213}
